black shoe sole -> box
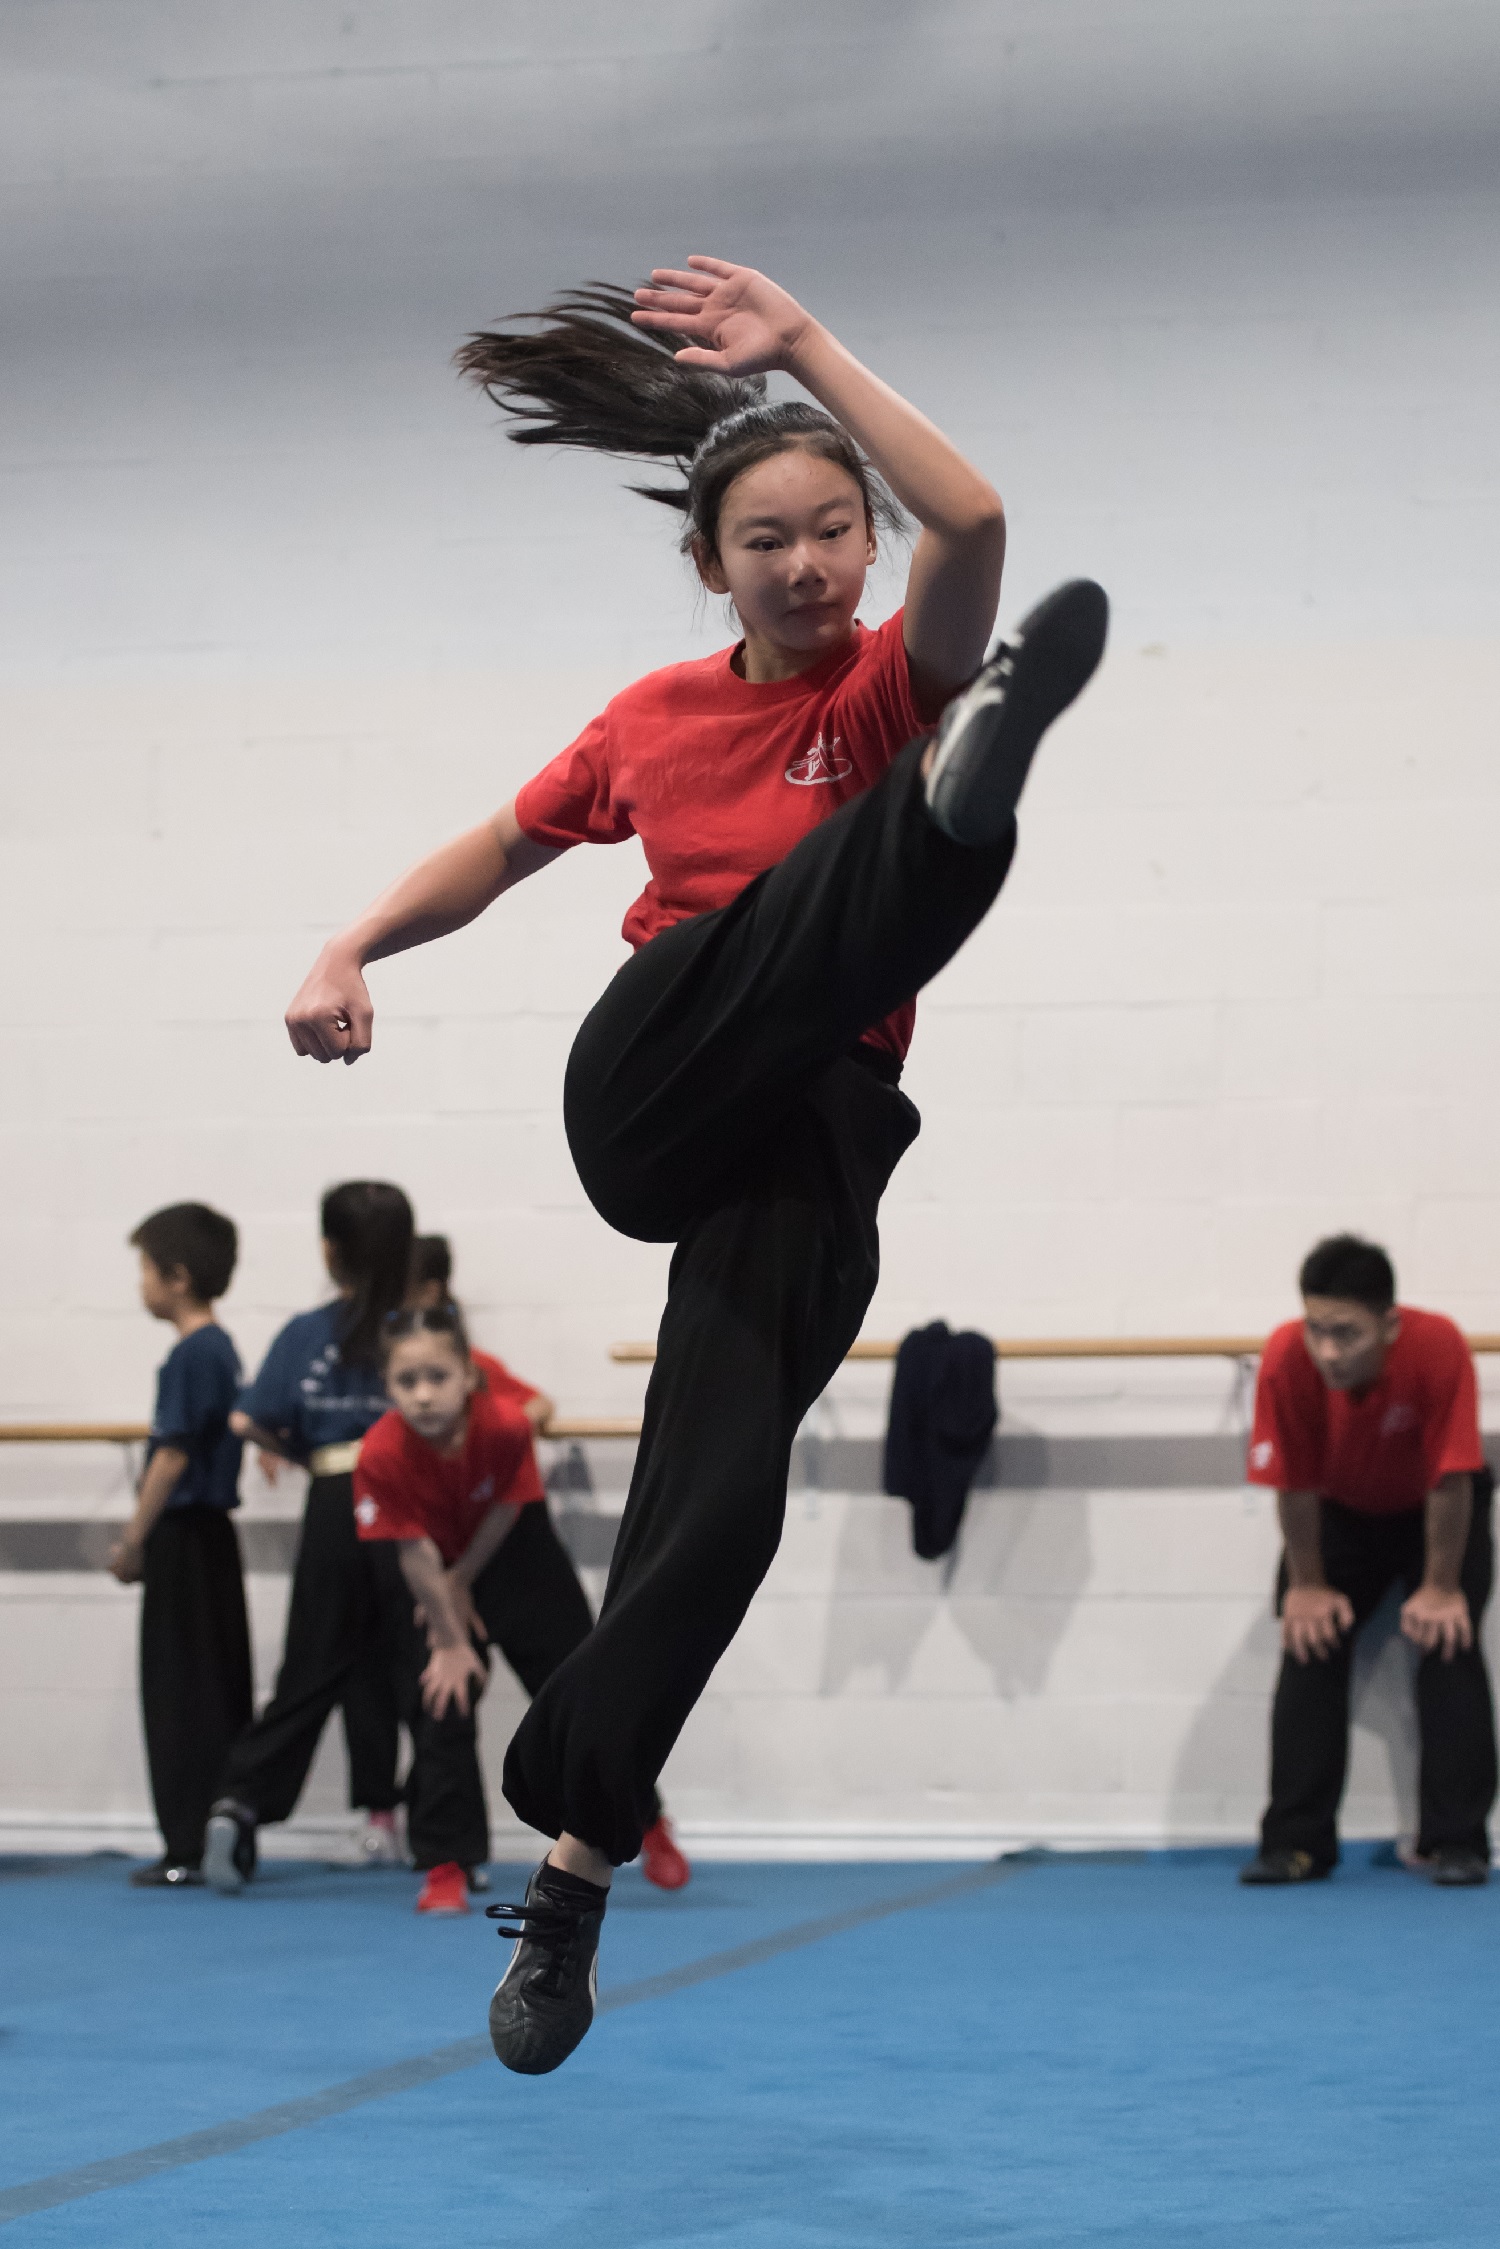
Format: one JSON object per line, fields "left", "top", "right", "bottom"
{"left": 925, "top": 578, "right": 1109, "bottom": 846}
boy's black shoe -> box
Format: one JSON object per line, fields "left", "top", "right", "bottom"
{"left": 924, "top": 579, "right": 1109, "bottom": 847}
{"left": 129, "top": 1858, "right": 203, "bottom": 1889}
{"left": 1239, "top": 1848, "right": 1329, "bottom": 1886}
{"left": 203, "top": 1798, "right": 258, "bottom": 1895}
{"left": 486, "top": 1860, "right": 607, "bottom": 2076}
{"left": 1428, "top": 1845, "right": 1490, "bottom": 1887}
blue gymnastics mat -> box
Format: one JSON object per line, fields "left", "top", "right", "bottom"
{"left": 1, "top": 1845, "right": 1497, "bottom": 2246}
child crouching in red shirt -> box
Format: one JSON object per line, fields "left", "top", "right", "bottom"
{"left": 355, "top": 1303, "right": 685, "bottom": 1911}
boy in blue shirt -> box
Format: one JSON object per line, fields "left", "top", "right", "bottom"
{"left": 110, "top": 1203, "right": 252, "bottom": 1886}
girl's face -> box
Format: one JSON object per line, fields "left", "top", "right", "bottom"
{"left": 384, "top": 1334, "right": 476, "bottom": 1451}
{"left": 696, "top": 450, "right": 875, "bottom": 671}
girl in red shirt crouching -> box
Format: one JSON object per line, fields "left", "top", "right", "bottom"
{"left": 289, "top": 254, "right": 1107, "bottom": 2069}
{"left": 354, "top": 1303, "right": 684, "bottom": 1913}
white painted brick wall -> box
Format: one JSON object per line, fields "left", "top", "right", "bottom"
{"left": 3, "top": 1481, "right": 1477, "bottom": 1858}
{"left": 2, "top": 1, "right": 1498, "bottom": 1848}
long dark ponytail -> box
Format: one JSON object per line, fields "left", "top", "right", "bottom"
{"left": 456, "top": 284, "right": 905, "bottom": 563}
{"left": 320, "top": 1181, "right": 415, "bottom": 1370}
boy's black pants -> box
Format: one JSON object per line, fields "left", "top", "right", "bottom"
{"left": 502, "top": 737, "right": 1016, "bottom": 1864}
{"left": 1261, "top": 1477, "right": 1498, "bottom": 1868}
{"left": 218, "top": 1474, "right": 407, "bottom": 1823}
{"left": 141, "top": 1504, "right": 253, "bottom": 1867}
{"left": 399, "top": 1504, "right": 607, "bottom": 1870}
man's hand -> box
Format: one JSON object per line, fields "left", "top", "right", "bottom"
{"left": 1282, "top": 1584, "right": 1354, "bottom": 1662}
{"left": 1400, "top": 1583, "right": 1473, "bottom": 1660}
{"left": 109, "top": 1536, "right": 146, "bottom": 1585}
{"left": 420, "top": 1642, "right": 488, "bottom": 1719}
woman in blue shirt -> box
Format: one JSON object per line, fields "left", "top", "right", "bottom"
{"left": 203, "top": 1180, "right": 415, "bottom": 1889}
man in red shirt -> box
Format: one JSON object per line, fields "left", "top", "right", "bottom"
{"left": 1241, "top": 1234, "right": 1496, "bottom": 1887}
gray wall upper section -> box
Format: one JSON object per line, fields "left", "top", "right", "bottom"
{"left": 3, "top": 0, "right": 1498, "bottom": 684}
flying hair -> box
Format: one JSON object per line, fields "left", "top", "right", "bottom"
{"left": 455, "top": 282, "right": 906, "bottom": 562}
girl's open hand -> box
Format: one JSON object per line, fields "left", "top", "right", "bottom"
{"left": 420, "top": 1642, "right": 488, "bottom": 1720}
{"left": 286, "top": 944, "right": 373, "bottom": 1066}
{"left": 632, "top": 257, "right": 815, "bottom": 378}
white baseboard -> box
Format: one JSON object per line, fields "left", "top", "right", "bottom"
{"left": 5, "top": 1811, "right": 1439, "bottom": 1865}
{"left": 0, "top": 1808, "right": 1265, "bottom": 1861}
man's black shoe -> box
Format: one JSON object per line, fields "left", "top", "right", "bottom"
{"left": 1428, "top": 1845, "right": 1490, "bottom": 1887}
{"left": 203, "top": 1799, "right": 258, "bottom": 1895}
{"left": 129, "top": 1857, "right": 203, "bottom": 1889}
{"left": 1239, "top": 1848, "right": 1329, "bottom": 1886}
{"left": 924, "top": 579, "right": 1109, "bottom": 847}
{"left": 487, "top": 1860, "right": 607, "bottom": 2076}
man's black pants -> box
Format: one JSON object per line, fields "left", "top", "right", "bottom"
{"left": 502, "top": 737, "right": 1017, "bottom": 1864}
{"left": 141, "top": 1505, "right": 253, "bottom": 1867}
{"left": 218, "top": 1474, "right": 408, "bottom": 1823}
{"left": 401, "top": 1503, "right": 610, "bottom": 1871}
{"left": 1261, "top": 1477, "right": 1498, "bottom": 1868}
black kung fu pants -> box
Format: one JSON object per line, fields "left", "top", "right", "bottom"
{"left": 1260, "top": 1474, "right": 1498, "bottom": 1869}
{"left": 502, "top": 736, "right": 1017, "bottom": 1864}
{"left": 140, "top": 1504, "right": 253, "bottom": 1868}
{"left": 400, "top": 1503, "right": 612, "bottom": 1871}
{"left": 217, "top": 1474, "right": 407, "bottom": 1824}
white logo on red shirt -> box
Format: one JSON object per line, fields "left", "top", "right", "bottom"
{"left": 1250, "top": 1441, "right": 1275, "bottom": 1470}
{"left": 470, "top": 1475, "right": 495, "bottom": 1505}
{"left": 785, "top": 732, "right": 852, "bottom": 786}
{"left": 1380, "top": 1403, "right": 1416, "bottom": 1436}
{"left": 355, "top": 1495, "right": 380, "bottom": 1528}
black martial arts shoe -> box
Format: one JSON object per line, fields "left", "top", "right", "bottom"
{"left": 202, "top": 1798, "right": 259, "bottom": 1895}
{"left": 129, "top": 1858, "right": 203, "bottom": 1889}
{"left": 1427, "top": 1846, "right": 1490, "bottom": 1887}
{"left": 924, "top": 578, "right": 1109, "bottom": 846}
{"left": 1238, "top": 1848, "right": 1329, "bottom": 1886}
{"left": 486, "top": 1860, "right": 608, "bottom": 2076}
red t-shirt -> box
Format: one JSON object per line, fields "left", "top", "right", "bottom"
{"left": 1247, "top": 1306, "right": 1484, "bottom": 1517}
{"left": 352, "top": 1384, "right": 546, "bottom": 1566}
{"left": 513, "top": 609, "right": 928, "bottom": 1062}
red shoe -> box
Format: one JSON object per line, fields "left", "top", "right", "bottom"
{"left": 639, "top": 1816, "right": 691, "bottom": 1891}
{"left": 416, "top": 1861, "right": 470, "bottom": 1916}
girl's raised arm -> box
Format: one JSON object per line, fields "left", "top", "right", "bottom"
{"left": 632, "top": 257, "right": 1007, "bottom": 703}
{"left": 285, "top": 803, "right": 560, "bottom": 1064}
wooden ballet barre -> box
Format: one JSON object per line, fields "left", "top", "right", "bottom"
{"left": 612, "top": 1332, "right": 1500, "bottom": 1366}
{"left": 0, "top": 1416, "right": 642, "bottom": 1445}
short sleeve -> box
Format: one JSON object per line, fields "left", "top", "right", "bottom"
{"left": 154, "top": 1336, "right": 228, "bottom": 1447}
{"left": 826, "top": 609, "right": 928, "bottom": 772}
{"left": 352, "top": 1420, "right": 425, "bottom": 1543}
{"left": 514, "top": 706, "right": 636, "bottom": 850}
{"left": 1247, "top": 1331, "right": 1319, "bottom": 1489}
{"left": 1423, "top": 1327, "right": 1485, "bottom": 1486}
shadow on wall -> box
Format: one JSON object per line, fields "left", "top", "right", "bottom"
{"left": 818, "top": 1484, "right": 1093, "bottom": 1700}
{"left": 1169, "top": 1578, "right": 1421, "bottom": 1845}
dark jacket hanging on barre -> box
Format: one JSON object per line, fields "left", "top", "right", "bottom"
{"left": 882, "top": 1322, "right": 998, "bottom": 1560}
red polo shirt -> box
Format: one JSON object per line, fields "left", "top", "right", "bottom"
{"left": 1247, "top": 1306, "right": 1484, "bottom": 1517}
{"left": 352, "top": 1385, "right": 545, "bottom": 1566}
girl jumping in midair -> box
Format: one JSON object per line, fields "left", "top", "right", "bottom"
{"left": 285, "top": 256, "right": 1107, "bottom": 2073}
